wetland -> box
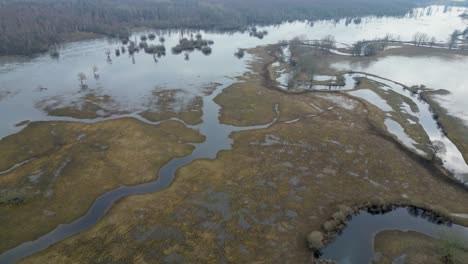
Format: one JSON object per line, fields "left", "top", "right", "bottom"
{"left": 1, "top": 3, "right": 468, "bottom": 264}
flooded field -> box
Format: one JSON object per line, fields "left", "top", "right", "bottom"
{"left": 1, "top": 4, "right": 468, "bottom": 264}
{"left": 0, "top": 5, "right": 466, "bottom": 138}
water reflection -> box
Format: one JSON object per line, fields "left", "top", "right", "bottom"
{"left": 0, "top": 5, "right": 466, "bottom": 138}
{"left": 321, "top": 207, "right": 468, "bottom": 264}
{"left": 332, "top": 55, "right": 468, "bottom": 125}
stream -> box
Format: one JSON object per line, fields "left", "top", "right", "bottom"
{"left": 0, "top": 80, "right": 279, "bottom": 263}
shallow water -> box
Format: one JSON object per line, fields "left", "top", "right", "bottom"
{"left": 0, "top": 79, "right": 279, "bottom": 264}
{"left": 384, "top": 118, "right": 425, "bottom": 155}
{"left": 333, "top": 55, "right": 468, "bottom": 126}
{"left": 0, "top": 5, "right": 466, "bottom": 138}
{"left": 295, "top": 73, "right": 362, "bottom": 91}
{"left": 321, "top": 207, "right": 468, "bottom": 264}
{"left": 348, "top": 89, "right": 393, "bottom": 111}
{"left": 362, "top": 75, "right": 468, "bottom": 181}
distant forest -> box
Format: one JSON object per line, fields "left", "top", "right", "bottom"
{"left": 0, "top": 0, "right": 448, "bottom": 55}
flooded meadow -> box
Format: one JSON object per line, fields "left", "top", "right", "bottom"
{"left": 1, "top": 4, "right": 468, "bottom": 264}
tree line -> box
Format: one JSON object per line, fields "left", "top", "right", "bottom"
{"left": 0, "top": 0, "right": 436, "bottom": 55}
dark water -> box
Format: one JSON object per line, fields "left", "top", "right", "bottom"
{"left": 321, "top": 207, "right": 468, "bottom": 264}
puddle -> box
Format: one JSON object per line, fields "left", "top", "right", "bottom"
{"left": 348, "top": 89, "right": 393, "bottom": 112}
{"left": 384, "top": 118, "right": 425, "bottom": 155}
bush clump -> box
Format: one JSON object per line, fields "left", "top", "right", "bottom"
{"left": 201, "top": 46, "right": 212, "bottom": 55}
{"left": 148, "top": 33, "right": 156, "bottom": 40}
{"left": 171, "top": 34, "right": 214, "bottom": 54}
{"left": 139, "top": 41, "right": 148, "bottom": 49}
{"left": 140, "top": 35, "right": 148, "bottom": 41}
{"left": 145, "top": 44, "right": 166, "bottom": 56}
{"left": 322, "top": 220, "right": 336, "bottom": 232}
{"left": 306, "top": 231, "right": 324, "bottom": 250}
{"left": 248, "top": 27, "right": 268, "bottom": 39}
{"left": 234, "top": 48, "right": 245, "bottom": 58}
{"left": 49, "top": 49, "right": 59, "bottom": 58}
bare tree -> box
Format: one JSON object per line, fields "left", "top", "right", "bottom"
{"left": 320, "top": 35, "right": 336, "bottom": 50}
{"left": 105, "top": 50, "right": 112, "bottom": 64}
{"left": 92, "top": 66, "right": 99, "bottom": 80}
{"left": 429, "top": 37, "right": 437, "bottom": 47}
{"left": 429, "top": 140, "right": 446, "bottom": 161}
{"left": 448, "top": 30, "right": 461, "bottom": 49}
{"left": 234, "top": 48, "right": 245, "bottom": 59}
{"left": 413, "top": 32, "right": 429, "bottom": 46}
{"left": 78, "top": 72, "right": 87, "bottom": 88}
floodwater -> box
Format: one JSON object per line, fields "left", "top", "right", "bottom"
{"left": 384, "top": 118, "right": 425, "bottom": 155}
{"left": 348, "top": 89, "right": 393, "bottom": 112}
{"left": 0, "top": 5, "right": 466, "bottom": 138}
{"left": 321, "top": 207, "right": 468, "bottom": 264}
{"left": 0, "top": 4, "right": 468, "bottom": 263}
{"left": 332, "top": 55, "right": 468, "bottom": 126}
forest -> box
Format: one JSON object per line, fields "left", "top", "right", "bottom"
{"left": 0, "top": 0, "right": 447, "bottom": 55}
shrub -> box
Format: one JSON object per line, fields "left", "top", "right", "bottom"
{"left": 322, "top": 220, "right": 336, "bottom": 232}
{"left": 148, "top": 33, "right": 156, "bottom": 40}
{"left": 159, "top": 37, "right": 166, "bottom": 43}
{"left": 145, "top": 44, "right": 166, "bottom": 56}
{"left": 139, "top": 41, "right": 148, "bottom": 49}
{"left": 201, "top": 46, "right": 212, "bottom": 55}
{"left": 331, "top": 211, "right": 346, "bottom": 222}
{"left": 338, "top": 205, "right": 353, "bottom": 216}
{"left": 234, "top": 48, "right": 245, "bottom": 58}
{"left": 172, "top": 45, "right": 183, "bottom": 54}
{"left": 306, "top": 231, "right": 324, "bottom": 250}
{"left": 140, "top": 35, "right": 148, "bottom": 41}
{"left": 49, "top": 49, "right": 59, "bottom": 58}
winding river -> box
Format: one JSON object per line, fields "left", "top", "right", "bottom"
{"left": 0, "top": 79, "right": 279, "bottom": 263}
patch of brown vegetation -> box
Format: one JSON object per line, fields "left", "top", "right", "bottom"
{"left": 140, "top": 89, "right": 203, "bottom": 125}
{"left": 0, "top": 118, "right": 204, "bottom": 252}
{"left": 374, "top": 230, "right": 468, "bottom": 264}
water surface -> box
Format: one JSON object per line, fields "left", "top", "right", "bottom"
{"left": 321, "top": 207, "right": 468, "bottom": 264}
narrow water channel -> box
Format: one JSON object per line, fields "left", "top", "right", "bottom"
{"left": 0, "top": 81, "right": 278, "bottom": 264}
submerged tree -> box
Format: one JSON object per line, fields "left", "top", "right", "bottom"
{"left": 78, "top": 72, "right": 87, "bottom": 89}
{"left": 201, "top": 46, "right": 212, "bottom": 55}
{"left": 49, "top": 45, "right": 60, "bottom": 59}
{"left": 448, "top": 30, "right": 461, "bottom": 49}
{"left": 92, "top": 66, "right": 99, "bottom": 80}
{"left": 234, "top": 48, "right": 245, "bottom": 59}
